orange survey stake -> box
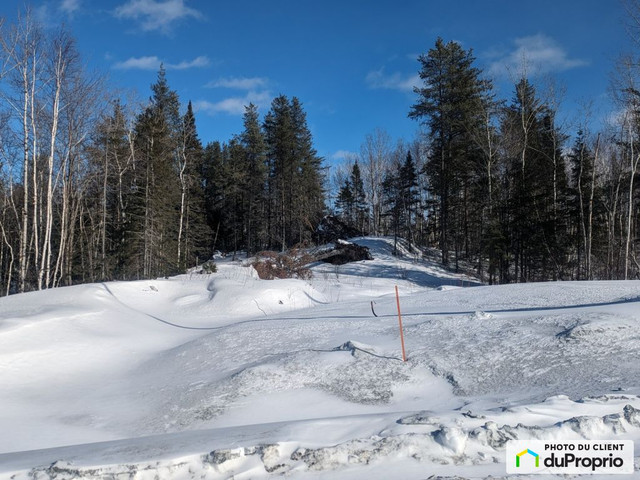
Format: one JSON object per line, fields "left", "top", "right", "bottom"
{"left": 395, "top": 285, "right": 407, "bottom": 362}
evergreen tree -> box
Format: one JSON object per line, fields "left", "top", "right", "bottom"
{"left": 382, "top": 163, "right": 403, "bottom": 254}
{"left": 240, "top": 103, "right": 268, "bottom": 254}
{"left": 203, "top": 141, "right": 225, "bottom": 251}
{"left": 131, "top": 67, "right": 182, "bottom": 278}
{"left": 539, "top": 111, "right": 570, "bottom": 279}
{"left": 501, "top": 78, "right": 569, "bottom": 281}
{"left": 398, "top": 151, "right": 420, "bottom": 244}
{"left": 150, "top": 65, "right": 181, "bottom": 134}
{"left": 336, "top": 177, "right": 355, "bottom": 224}
{"left": 380, "top": 151, "right": 420, "bottom": 254}
{"left": 264, "top": 95, "right": 324, "bottom": 249}
{"left": 264, "top": 95, "right": 295, "bottom": 250}
{"left": 350, "top": 161, "right": 367, "bottom": 233}
{"left": 178, "top": 101, "right": 210, "bottom": 269}
{"left": 502, "top": 78, "right": 542, "bottom": 282}
{"left": 223, "top": 139, "right": 249, "bottom": 257}
{"left": 409, "top": 38, "right": 490, "bottom": 268}
{"left": 89, "top": 100, "right": 133, "bottom": 280}
{"left": 568, "top": 130, "right": 602, "bottom": 279}
{"left": 336, "top": 161, "right": 367, "bottom": 233}
{"left": 464, "top": 84, "right": 502, "bottom": 281}
{"left": 291, "top": 97, "right": 325, "bottom": 245}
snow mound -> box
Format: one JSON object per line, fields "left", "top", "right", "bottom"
{"left": 2, "top": 240, "right": 640, "bottom": 478}
{"left": 16, "top": 399, "right": 640, "bottom": 479}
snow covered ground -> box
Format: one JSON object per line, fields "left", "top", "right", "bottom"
{"left": 1, "top": 237, "right": 639, "bottom": 479}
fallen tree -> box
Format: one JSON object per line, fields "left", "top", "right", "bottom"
{"left": 315, "top": 240, "right": 372, "bottom": 265}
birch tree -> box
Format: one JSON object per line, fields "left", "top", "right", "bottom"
{"left": 0, "top": 9, "right": 44, "bottom": 292}
{"left": 360, "top": 128, "right": 391, "bottom": 237}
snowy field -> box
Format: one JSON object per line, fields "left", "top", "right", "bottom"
{"left": 1, "top": 237, "right": 639, "bottom": 479}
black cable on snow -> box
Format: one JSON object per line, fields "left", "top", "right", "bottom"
{"left": 100, "top": 283, "right": 640, "bottom": 332}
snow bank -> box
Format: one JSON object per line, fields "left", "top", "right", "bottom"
{"left": 1, "top": 237, "right": 639, "bottom": 478}
{"left": 4, "top": 396, "right": 639, "bottom": 479}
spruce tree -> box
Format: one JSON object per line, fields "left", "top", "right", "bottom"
{"left": 202, "top": 141, "right": 225, "bottom": 251}
{"left": 336, "top": 161, "right": 368, "bottom": 234}
{"left": 240, "top": 103, "right": 268, "bottom": 254}
{"left": 409, "top": 38, "right": 490, "bottom": 267}
{"left": 264, "top": 95, "right": 324, "bottom": 249}
{"left": 132, "top": 66, "right": 182, "bottom": 278}
{"left": 178, "top": 101, "right": 210, "bottom": 268}
{"left": 568, "top": 130, "right": 597, "bottom": 279}
{"left": 399, "top": 151, "right": 420, "bottom": 245}
{"left": 291, "top": 97, "right": 325, "bottom": 245}
{"left": 382, "top": 164, "right": 402, "bottom": 254}
{"left": 350, "top": 161, "right": 367, "bottom": 233}
{"left": 336, "top": 178, "right": 355, "bottom": 225}
{"left": 264, "top": 95, "right": 295, "bottom": 250}
{"left": 501, "top": 78, "right": 569, "bottom": 281}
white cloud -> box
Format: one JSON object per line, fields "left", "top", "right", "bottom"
{"left": 113, "top": 55, "right": 210, "bottom": 70}
{"left": 169, "top": 55, "right": 210, "bottom": 70}
{"left": 114, "top": 55, "right": 162, "bottom": 70}
{"left": 365, "top": 68, "right": 419, "bottom": 92}
{"left": 60, "top": 0, "right": 81, "bottom": 15}
{"left": 206, "top": 77, "right": 268, "bottom": 90}
{"left": 488, "top": 34, "right": 588, "bottom": 78}
{"left": 194, "top": 91, "right": 271, "bottom": 116}
{"left": 114, "top": 0, "right": 203, "bottom": 33}
{"left": 331, "top": 150, "right": 358, "bottom": 161}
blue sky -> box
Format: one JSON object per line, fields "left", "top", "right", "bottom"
{"left": 1, "top": 0, "right": 633, "bottom": 164}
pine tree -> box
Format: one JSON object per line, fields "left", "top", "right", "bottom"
{"left": 263, "top": 95, "right": 324, "bottom": 249}
{"left": 501, "top": 78, "right": 569, "bottom": 281}
{"left": 178, "top": 101, "right": 210, "bottom": 269}
{"left": 291, "top": 97, "right": 325, "bottom": 245}
{"left": 336, "top": 178, "right": 355, "bottom": 225}
{"left": 502, "top": 78, "right": 542, "bottom": 282}
{"left": 399, "top": 151, "right": 420, "bottom": 244}
{"left": 409, "top": 38, "right": 490, "bottom": 268}
{"left": 382, "top": 163, "right": 403, "bottom": 254}
{"left": 202, "top": 141, "right": 225, "bottom": 251}
{"left": 131, "top": 66, "right": 182, "bottom": 278}
{"left": 351, "top": 161, "right": 367, "bottom": 233}
{"left": 223, "top": 139, "right": 248, "bottom": 257}
{"left": 240, "top": 103, "right": 268, "bottom": 254}
{"left": 264, "top": 95, "right": 295, "bottom": 250}
{"left": 336, "top": 161, "right": 367, "bottom": 233}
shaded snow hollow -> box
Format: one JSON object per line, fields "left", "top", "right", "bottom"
{"left": 1, "top": 237, "right": 639, "bottom": 479}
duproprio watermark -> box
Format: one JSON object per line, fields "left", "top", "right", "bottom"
{"left": 506, "top": 440, "right": 634, "bottom": 474}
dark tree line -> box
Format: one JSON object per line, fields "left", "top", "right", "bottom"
{"left": 0, "top": 12, "right": 325, "bottom": 295}
{"left": 2, "top": 10, "right": 640, "bottom": 296}
{"left": 334, "top": 38, "right": 640, "bottom": 282}
{"left": 202, "top": 96, "right": 325, "bottom": 258}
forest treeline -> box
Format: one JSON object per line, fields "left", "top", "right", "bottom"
{"left": 0, "top": 10, "right": 639, "bottom": 295}
{"left": 0, "top": 11, "right": 323, "bottom": 294}
{"left": 336, "top": 38, "right": 640, "bottom": 284}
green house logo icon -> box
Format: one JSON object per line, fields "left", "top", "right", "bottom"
{"left": 516, "top": 448, "right": 539, "bottom": 467}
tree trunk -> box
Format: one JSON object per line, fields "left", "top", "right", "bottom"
{"left": 177, "top": 150, "right": 187, "bottom": 269}
{"left": 625, "top": 119, "right": 639, "bottom": 280}
{"left": 38, "top": 42, "right": 64, "bottom": 290}
{"left": 586, "top": 135, "right": 600, "bottom": 279}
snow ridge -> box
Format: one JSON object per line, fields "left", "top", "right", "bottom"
{"left": 15, "top": 400, "right": 640, "bottom": 479}
{"left": 1, "top": 237, "right": 639, "bottom": 478}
